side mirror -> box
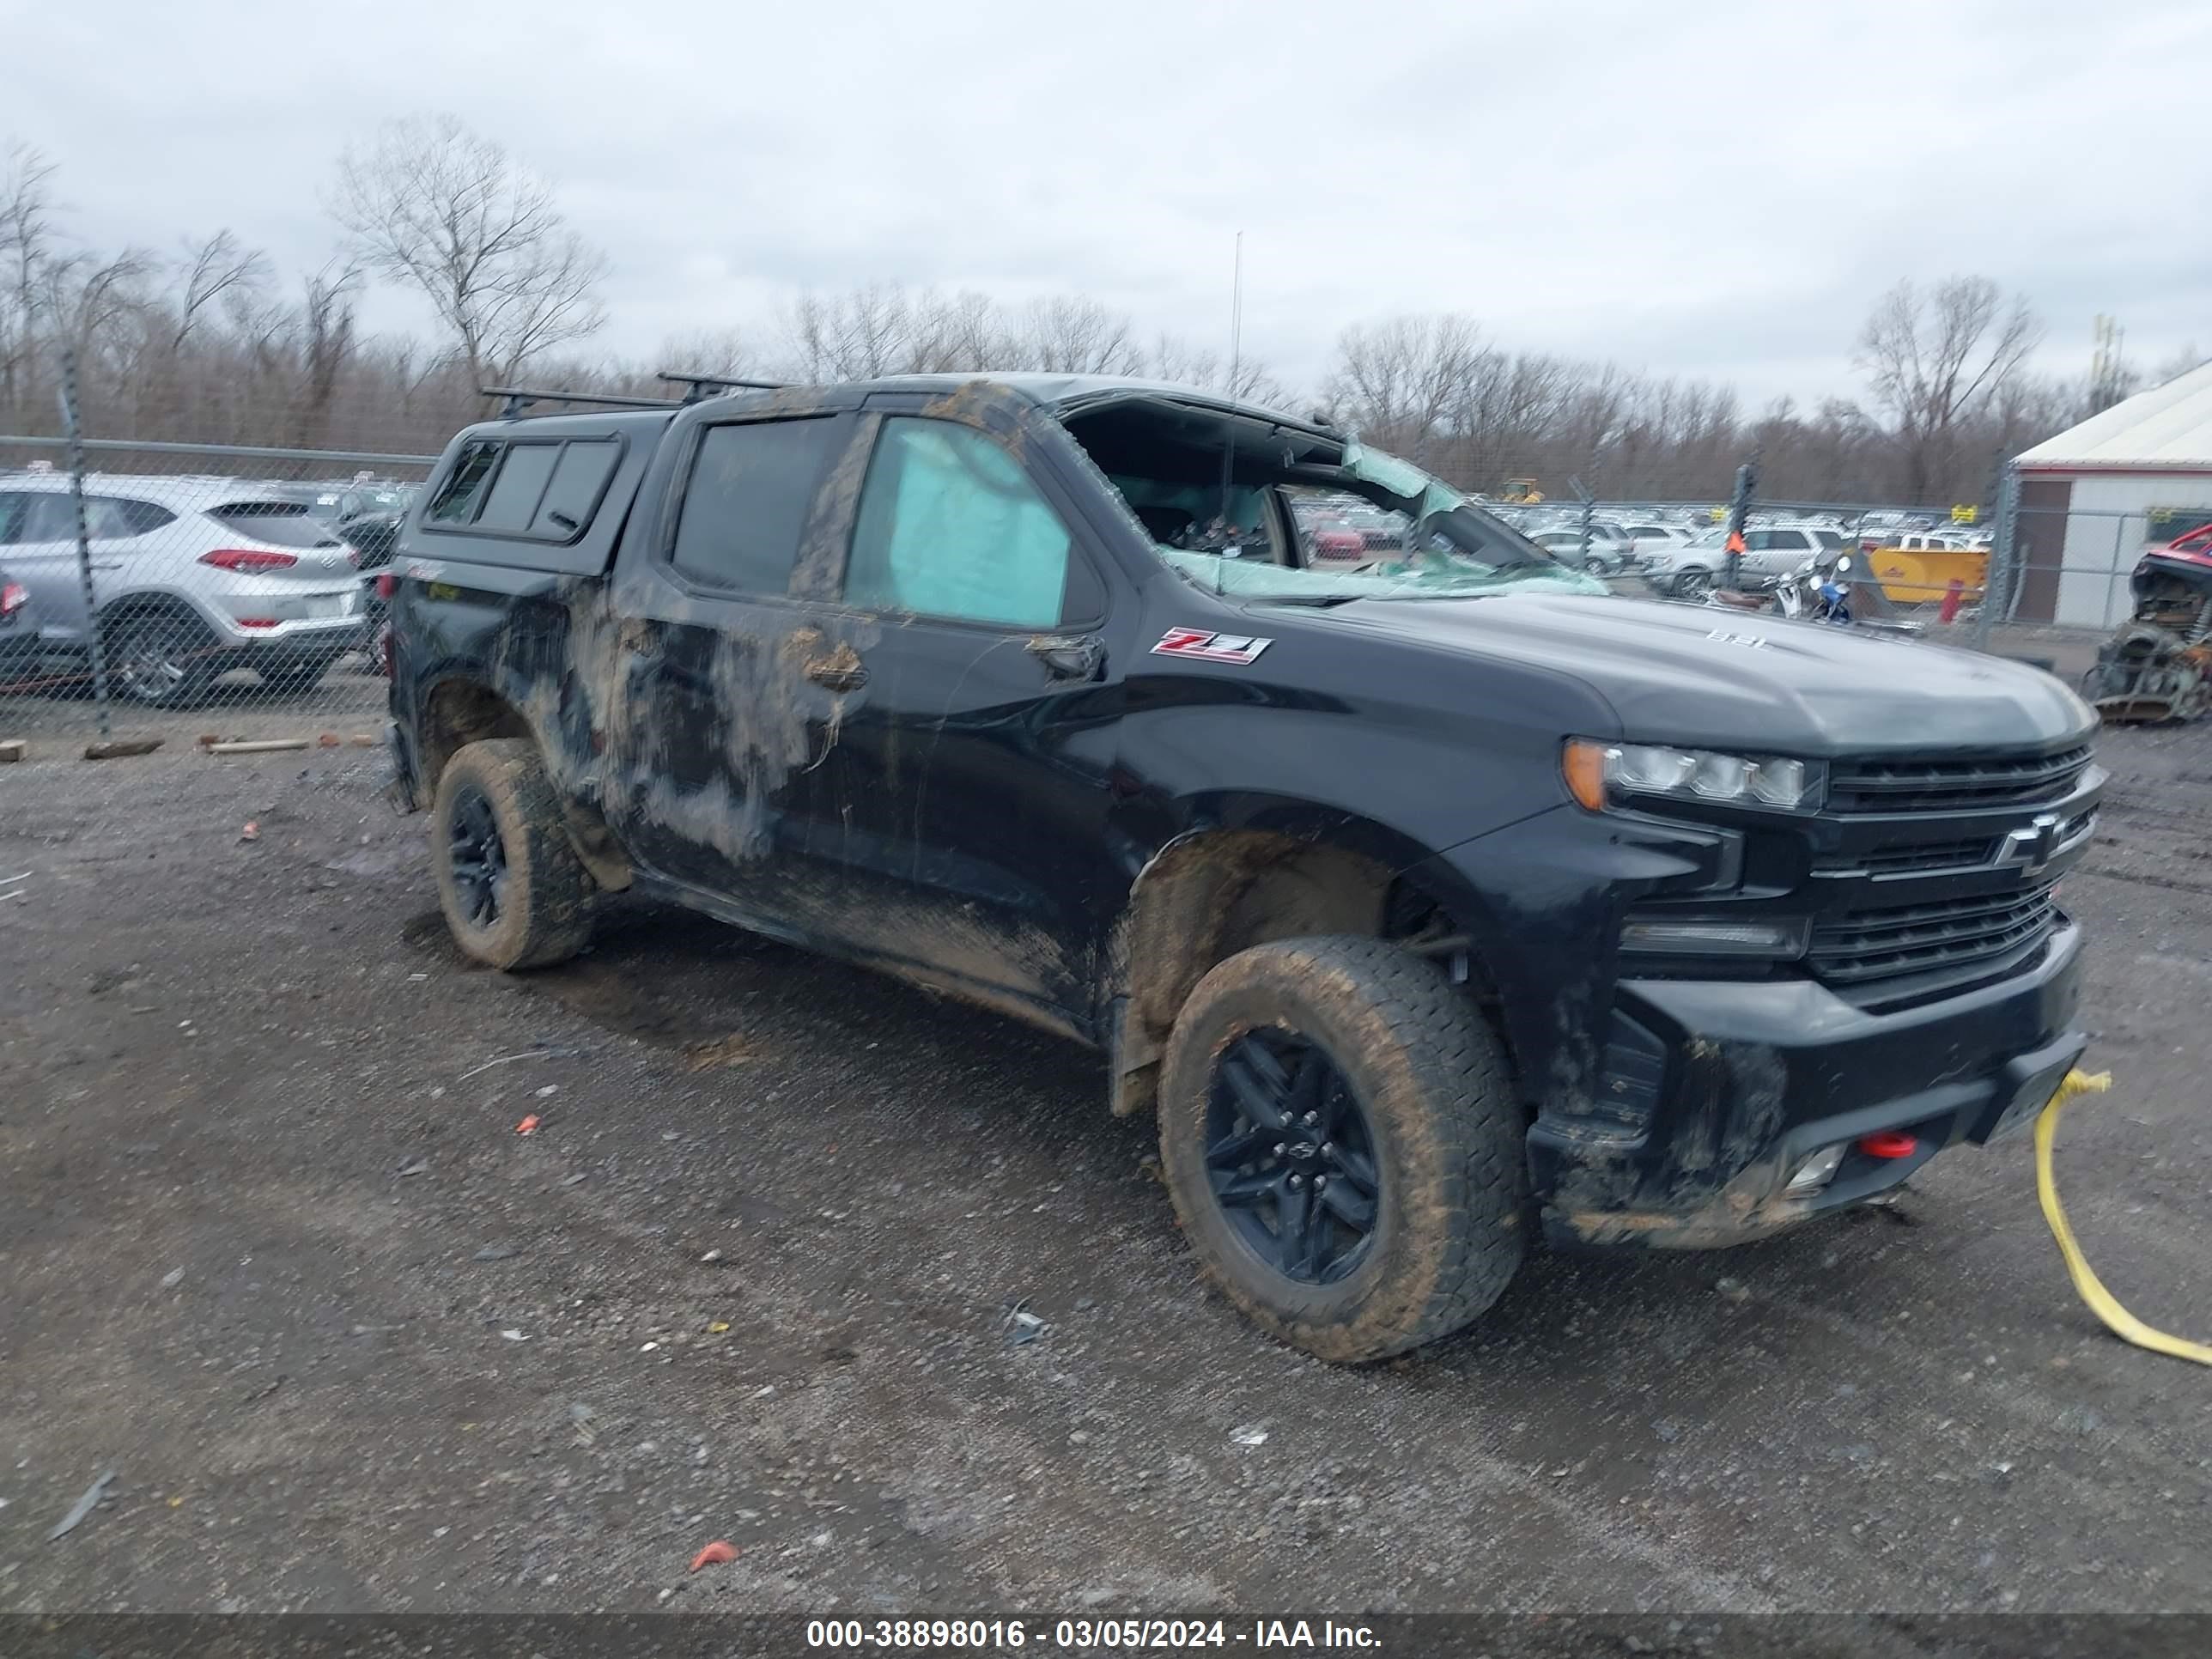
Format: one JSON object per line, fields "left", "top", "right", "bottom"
{"left": 1837, "top": 555, "right": 1853, "bottom": 574}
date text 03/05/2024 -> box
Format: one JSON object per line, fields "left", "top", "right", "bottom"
{"left": 804, "top": 1617, "right": 1382, "bottom": 1649}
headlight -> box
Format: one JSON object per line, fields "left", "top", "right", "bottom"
{"left": 1563, "top": 739, "right": 1824, "bottom": 812}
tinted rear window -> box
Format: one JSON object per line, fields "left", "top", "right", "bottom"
{"left": 428, "top": 441, "right": 501, "bottom": 524}
{"left": 528, "top": 440, "right": 620, "bottom": 539}
{"left": 207, "top": 502, "right": 343, "bottom": 547}
{"left": 474, "top": 444, "right": 563, "bottom": 533}
{"left": 424, "top": 437, "right": 622, "bottom": 543}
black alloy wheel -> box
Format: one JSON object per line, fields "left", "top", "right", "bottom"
{"left": 447, "top": 784, "right": 508, "bottom": 929}
{"left": 1205, "top": 1028, "right": 1381, "bottom": 1285}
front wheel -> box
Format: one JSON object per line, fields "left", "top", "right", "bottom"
{"left": 431, "top": 738, "right": 595, "bottom": 969}
{"left": 1157, "top": 936, "right": 1526, "bottom": 1363}
{"left": 1672, "top": 566, "right": 1712, "bottom": 599}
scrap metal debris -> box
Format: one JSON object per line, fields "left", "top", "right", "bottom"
{"left": 1000, "top": 1297, "right": 1047, "bottom": 1347}
{"left": 48, "top": 1470, "right": 114, "bottom": 1540}
{"left": 2084, "top": 549, "right": 2212, "bottom": 722}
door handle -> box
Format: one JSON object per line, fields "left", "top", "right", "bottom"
{"left": 1026, "top": 633, "right": 1104, "bottom": 681}
{"left": 805, "top": 659, "right": 868, "bottom": 692}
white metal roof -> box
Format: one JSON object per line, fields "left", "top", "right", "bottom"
{"left": 2015, "top": 360, "right": 2212, "bottom": 472}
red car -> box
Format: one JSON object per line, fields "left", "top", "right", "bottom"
{"left": 2154, "top": 521, "right": 2212, "bottom": 569}
{"left": 1300, "top": 514, "right": 1369, "bottom": 562}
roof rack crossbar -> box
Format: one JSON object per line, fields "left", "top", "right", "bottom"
{"left": 657, "top": 369, "right": 790, "bottom": 404}
{"left": 478, "top": 385, "right": 683, "bottom": 418}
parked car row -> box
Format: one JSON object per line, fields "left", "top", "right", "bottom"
{"left": 0, "top": 470, "right": 415, "bottom": 705}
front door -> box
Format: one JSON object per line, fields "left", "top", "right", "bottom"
{"left": 789, "top": 404, "right": 1133, "bottom": 1032}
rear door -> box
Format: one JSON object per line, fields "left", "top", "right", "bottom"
{"left": 0, "top": 490, "right": 174, "bottom": 641}
{"left": 605, "top": 407, "right": 871, "bottom": 913}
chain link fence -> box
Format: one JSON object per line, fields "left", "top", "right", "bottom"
{"left": 1, "top": 406, "right": 434, "bottom": 756}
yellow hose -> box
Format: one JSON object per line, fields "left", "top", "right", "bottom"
{"left": 2034, "top": 1070, "right": 2212, "bottom": 1367}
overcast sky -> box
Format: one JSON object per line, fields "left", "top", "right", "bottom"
{"left": 9, "top": 0, "right": 2208, "bottom": 404}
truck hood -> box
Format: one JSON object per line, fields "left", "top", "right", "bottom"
{"left": 1304, "top": 591, "right": 2096, "bottom": 757}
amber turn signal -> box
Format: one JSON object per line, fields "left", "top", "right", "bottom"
{"left": 1562, "top": 739, "right": 1609, "bottom": 811}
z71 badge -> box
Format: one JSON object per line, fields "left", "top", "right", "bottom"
{"left": 1151, "top": 628, "right": 1273, "bottom": 665}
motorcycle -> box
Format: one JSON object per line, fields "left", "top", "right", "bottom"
{"left": 1703, "top": 554, "right": 1922, "bottom": 636}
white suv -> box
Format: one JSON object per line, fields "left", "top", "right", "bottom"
{"left": 0, "top": 474, "right": 367, "bottom": 705}
{"left": 1638, "top": 526, "right": 1851, "bottom": 597}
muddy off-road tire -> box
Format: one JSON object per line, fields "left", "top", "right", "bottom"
{"left": 1158, "top": 936, "right": 1525, "bottom": 1363}
{"left": 431, "top": 738, "right": 594, "bottom": 970}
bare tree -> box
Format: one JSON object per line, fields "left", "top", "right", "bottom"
{"left": 1016, "top": 295, "right": 1144, "bottom": 374}
{"left": 171, "top": 229, "right": 270, "bottom": 349}
{"left": 658, "top": 325, "right": 760, "bottom": 381}
{"left": 921, "top": 289, "right": 1012, "bottom": 372}
{"left": 331, "top": 115, "right": 608, "bottom": 385}
{"left": 0, "top": 140, "right": 61, "bottom": 423}
{"left": 1322, "top": 314, "right": 1486, "bottom": 470}
{"left": 1855, "top": 276, "right": 2041, "bottom": 504}
{"left": 781, "top": 282, "right": 917, "bottom": 380}
{"left": 1122, "top": 334, "right": 1275, "bottom": 405}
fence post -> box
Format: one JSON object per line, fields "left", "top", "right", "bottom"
{"left": 1973, "top": 463, "right": 2020, "bottom": 651}
{"left": 1723, "top": 460, "right": 1757, "bottom": 589}
{"left": 57, "top": 348, "right": 113, "bottom": 738}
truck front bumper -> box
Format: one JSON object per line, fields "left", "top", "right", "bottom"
{"left": 1530, "top": 921, "right": 2086, "bottom": 1249}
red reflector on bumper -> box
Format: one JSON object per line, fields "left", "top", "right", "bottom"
{"left": 1857, "top": 1131, "right": 1918, "bottom": 1159}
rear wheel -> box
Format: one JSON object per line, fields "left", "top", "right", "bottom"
{"left": 105, "top": 606, "right": 221, "bottom": 708}
{"left": 1157, "top": 936, "right": 1526, "bottom": 1363}
{"left": 431, "top": 738, "right": 595, "bottom": 970}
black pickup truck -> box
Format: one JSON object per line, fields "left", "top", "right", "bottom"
{"left": 384, "top": 374, "right": 2100, "bottom": 1362}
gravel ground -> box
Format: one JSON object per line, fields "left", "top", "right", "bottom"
{"left": 0, "top": 713, "right": 2207, "bottom": 1620}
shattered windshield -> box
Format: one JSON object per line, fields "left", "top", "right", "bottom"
{"left": 1159, "top": 547, "right": 1603, "bottom": 602}
{"left": 1153, "top": 441, "right": 1606, "bottom": 603}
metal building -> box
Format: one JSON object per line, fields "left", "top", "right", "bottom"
{"left": 2013, "top": 361, "right": 2212, "bottom": 627}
